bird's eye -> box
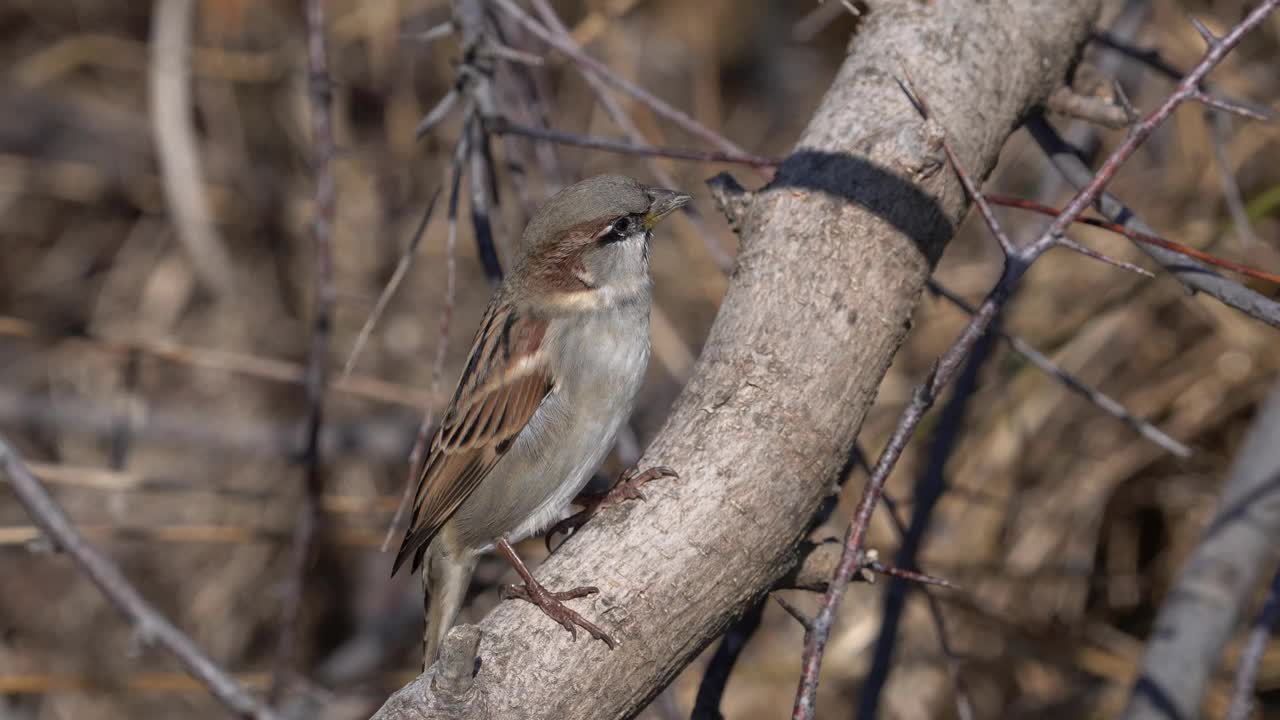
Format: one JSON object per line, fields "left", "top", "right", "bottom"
{"left": 601, "top": 216, "right": 632, "bottom": 243}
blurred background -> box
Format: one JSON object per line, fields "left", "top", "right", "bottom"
{"left": 0, "top": 0, "right": 1278, "bottom": 717}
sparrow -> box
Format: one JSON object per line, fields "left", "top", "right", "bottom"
{"left": 391, "top": 174, "right": 690, "bottom": 662}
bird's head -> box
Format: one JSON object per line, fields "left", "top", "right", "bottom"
{"left": 516, "top": 174, "right": 690, "bottom": 310}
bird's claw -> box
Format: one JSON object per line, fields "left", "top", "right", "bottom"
{"left": 545, "top": 465, "right": 680, "bottom": 552}
{"left": 501, "top": 582, "right": 615, "bottom": 648}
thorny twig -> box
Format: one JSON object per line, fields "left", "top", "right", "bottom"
{"left": 490, "top": 0, "right": 756, "bottom": 159}
{"left": 1027, "top": 118, "right": 1280, "bottom": 328}
{"left": 1091, "top": 31, "right": 1279, "bottom": 123}
{"left": 693, "top": 451, "right": 967, "bottom": 718}
{"left": 926, "top": 280, "right": 1190, "bottom": 457}
{"left": 0, "top": 433, "right": 278, "bottom": 719}
{"left": 878, "top": 491, "right": 974, "bottom": 720}
{"left": 149, "top": 0, "right": 236, "bottom": 298}
{"left": 793, "top": 6, "right": 1279, "bottom": 717}
{"left": 1090, "top": 29, "right": 1276, "bottom": 250}
{"left": 985, "top": 195, "right": 1280, "bottom": 286}
{"left": 272, "top": 0, "right": 335, "bottom": 702}
{"left": 410, "top": 2, "right": 507, "bottom": 286}
{"left": 858, "top": 304, "right": 999, "bottom": 720}
{"left": 1053, "top": 235, "right": 1154, "bottom": 278}
{"left": 506, "top": 0, "right": 747, "bottom": 391}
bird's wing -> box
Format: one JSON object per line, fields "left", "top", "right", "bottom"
{"left": 392, "top": 300, "right": 552, "bottom": 575}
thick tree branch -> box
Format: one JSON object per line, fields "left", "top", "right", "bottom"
{"left": 1123, "top": 380, "right": 1280, "bottom": 720}
{"left": 371, "top": 1, "right": 1100, "bottom": 717}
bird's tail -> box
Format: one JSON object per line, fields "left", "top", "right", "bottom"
{"left": 423, "top": 545, "right": 478, "bottom": 668}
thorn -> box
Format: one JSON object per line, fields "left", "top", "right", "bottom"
{"left": 772, "top": 594, "right": 815, "bottom": 632}
{"left": 865, "top": 560, "right": 958, "bottom": 590}
{"left": 1112, "top": 80, "right": 1139, "bottom": 124}
{"left": 402, "top": 21, "right": 454, "bottom": 45}
{"left": 1056, "top": 236, "right": 1156, "bottom": 278}
{"left": 1189, "top": 16, "right": 1218, "bottom": 47}
{"left": 415, "top": 89, "right": 461, "bottom": 140}
{"left": 1193, "top": 91, "right": 1278, "bottom": 123}
{"left": 482, "top": 44, "right": 545, "bottom": 67}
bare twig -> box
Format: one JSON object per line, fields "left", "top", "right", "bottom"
{"left": 782, "top": 541, "right": 956, "bottom": 593}
{"left": 1208, "top": 112, "right": 1260, "bottom": 248}
{"left": 773, "top": 595, "right": 814, "bottom": 631}
{"left": 149, "top": 0, "right": 236, "bottom": 298}
{"left": 341, "top": 189, "right": 441, "bottom": 381}
{"left": 0, "top": 523, "right": 385, "bottom": 549}
{"left": 0, "top": 387, "right": 416, "bottom": 464}
{"left": 410, "top": 5, "right": 509, "bottom": 286}
{"left": 878, "top": 490, "right": 975, "bottom": 720}
{"left": 414, "top": 88, "right": 459, "bottom": 139}
{"left": 1054, "top": 236, "right": 1155, "bottom": 278}
{"left": 1227, "top": 565, "right": 1280, "bottom": 720}
{"left": 795, "top": 8, "right": 1279, "bottom": 716}
{"left": 1090, "top": 32, "right": 1279, "bottom": 122}
{"left": 858, "top": 301, "right": 997, "bottom": 720}
{"left": 12, "top": 460, "right": 401, "bottom": 514}
{"left": 1191, "top": 90, "right": 1275, "bottom": 123}
{"left": 272, "top": 0, "right": 336, "bottom": 701}
{"left": 523, "top": 0, "right": 739, "bottom": 272}
{"left": 0, "top": 315, "right": 436, "bottom": 409}
{"left": 0, "top": 433, "right": 277, "bottom": 719}
{"left": 467, "top": 115, "right": 504, "bottom": 284}
{"left": 860, "top": 294, "right": 998, "bottom": 712}
{"left": 1028, "top": 118, "right": 1280, "bottom": 328}
{"left": 985, "top": 195, "right": 1280, "bottom": 285}
{"left": 926, "top": 280, "right": 1190, "bottom": 457}
{"left": 1047, "top": 85, "right": 1133, "bottom": 129}
{"left": 1088, "top": 27, "right": 1275, "bottom": 261}
{"left": 484, "top": 115, "right": 781, "bottom": 168}
{"left": 380, "top": 123, "right": 469, "bottom": 552}
{"left": 491, "top": 0, "right": 751, "bottom": 158}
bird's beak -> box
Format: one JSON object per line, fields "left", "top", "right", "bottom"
{"left": 643, "top": 187, "right": 692, "bottom": 229}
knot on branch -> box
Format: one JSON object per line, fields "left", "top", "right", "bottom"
{"left": 706, "top": 172, "right": 755, "bottom": 236}
{"left": 371, "top": 625, "right": 484, "bottom": 720}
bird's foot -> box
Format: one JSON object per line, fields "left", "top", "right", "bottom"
{"left": 500, "top": 580, "right": 616, "bottom": 648}
{"left": 545, "top": 465, "right": 679, "bottom": 552}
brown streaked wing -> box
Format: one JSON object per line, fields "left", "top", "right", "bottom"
{"left": 392, "top": 303, "right": 552, "bottom": 575}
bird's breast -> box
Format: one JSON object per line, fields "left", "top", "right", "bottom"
{"left": 553, "top": 305, "right": 651, "bottom": 402}
{"left": 445, "top": 305, "right": 651, "bottom": 552}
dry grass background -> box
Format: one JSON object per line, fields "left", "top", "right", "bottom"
{"left": 0, "top": 0, "right": 1278, "bottom": 718}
